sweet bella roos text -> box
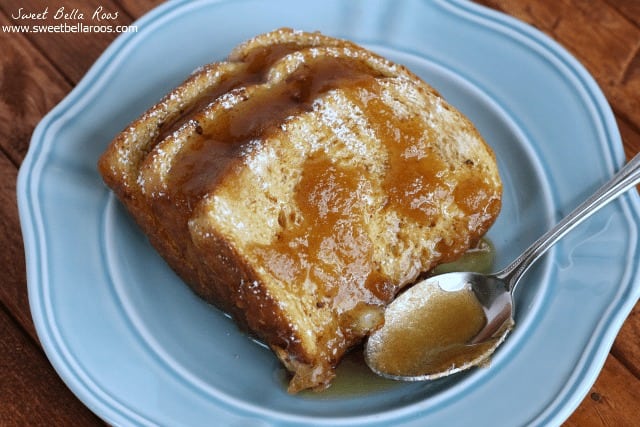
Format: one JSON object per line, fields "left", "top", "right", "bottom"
{"left": 12, "top": 6, "right": 119, "bottom": 22}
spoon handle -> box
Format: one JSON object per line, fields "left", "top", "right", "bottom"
{"left": 498, "top": 152, "right": 640, "bottom": 289}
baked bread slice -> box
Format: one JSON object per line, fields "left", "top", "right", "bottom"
{"left": 98, "top": 28, "right": 502, "bottom": 392}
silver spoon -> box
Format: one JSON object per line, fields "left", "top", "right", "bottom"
{"left": 365, "top": 152, "right": 640, "bottom": 381}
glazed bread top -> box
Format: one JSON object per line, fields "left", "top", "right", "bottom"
{"left": 98, "top": 28, "right": 502, "bottom": 392}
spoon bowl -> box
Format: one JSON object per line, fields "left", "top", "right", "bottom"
{"left": 365, "top": 152, "right": 640, "bottom": 381}
{"left": 365, "top": 271, "right": 513, "bottom": 381}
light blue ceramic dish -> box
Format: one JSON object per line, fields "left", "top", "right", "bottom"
{"left": 17, "top": 0, "right": 640, "bottom": 425}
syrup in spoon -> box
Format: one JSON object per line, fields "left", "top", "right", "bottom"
{"left": 366, "top": 153, "right": 640, "bottom": 380}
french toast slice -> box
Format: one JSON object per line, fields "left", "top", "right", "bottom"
{"left": 98, "top": 28, "right": 502, "bottom": 392}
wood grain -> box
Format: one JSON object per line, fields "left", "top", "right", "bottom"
{"left": 0, "top": 305, "right": 102, "bottom": 426}
{"left": 611, "top": 302, "right": 640, "bottom": 378}
{"left": 115, "top": 0, "right": 163, "bottom": 20}
{"left": 0, "top": 11, "right": 70, "bottom": 164}
{"left": 0, "top": 151, "right": 33, "bottom": 339}
{"left": 563, "top": 353, "right": 640, "bottom": 427}
{"left": 1, "top": 0, "right": 638, "bottom": 425}
{"left": 0, "top": 10, "right": 72, "bottom": 342}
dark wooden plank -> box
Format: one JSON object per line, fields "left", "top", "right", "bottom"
{"left": 0, "top": 0, "right": 134, "bottom": 84}
{"left": 0, "top": 9, "right": 76, "bottom": 341}
{"left": 611, "top": 300, "right": 640, "bottom": 379}
{"left": 0, "top": 7, "right": 108, "bottom": 423}
{"left": 0, "top": 151, "right": 35, "bottom": 340}
{"left": 0, "top": 10, "right": 71, "bottom": 165}
{"left": 0, "top": 305, "right": 103, "bottom": 426}
{"left": 115, "top": 0, "right": 165, "bottom": 20}
{"left": 604, "top": 0, "right": 640, "bottom": 28}
{"left": 563, "top": 353, "right": 640, "bottom": 427}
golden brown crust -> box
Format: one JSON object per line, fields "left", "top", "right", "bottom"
{"left": 98, "top": 28, "right": 502, "bottom": 393}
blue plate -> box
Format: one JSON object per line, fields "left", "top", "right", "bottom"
{"left": 17, "top": 0, "right": 640, "bottom": 425}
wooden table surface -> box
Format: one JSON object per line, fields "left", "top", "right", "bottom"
{"left": 1, "top": 0, "right": 638, "bottom": 425}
